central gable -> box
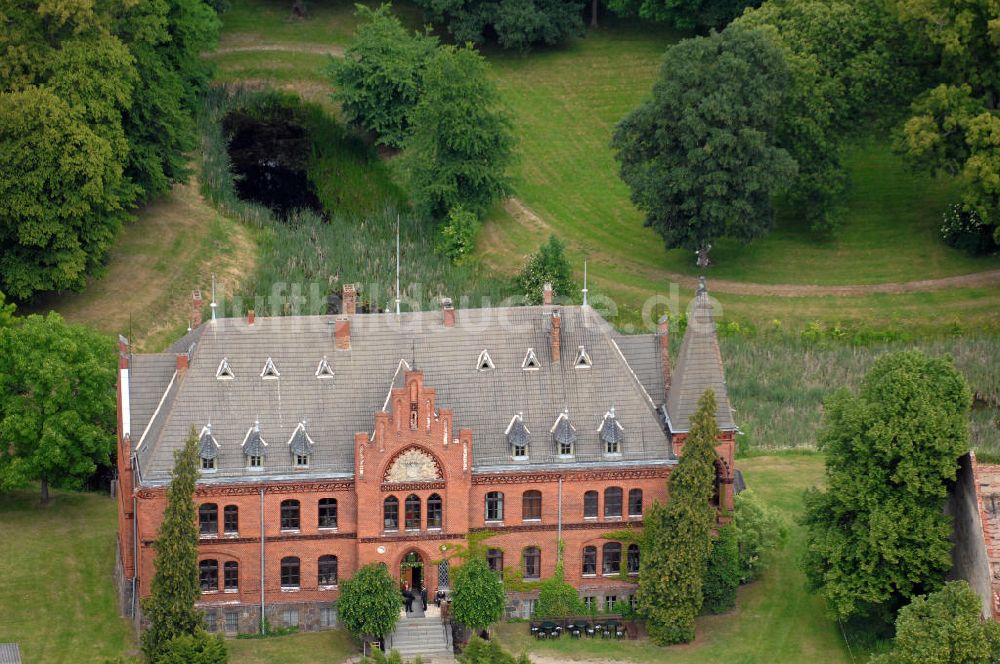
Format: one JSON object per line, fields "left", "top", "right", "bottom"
{"left": 384, "top": 447, "right": 444, "bottom": 483}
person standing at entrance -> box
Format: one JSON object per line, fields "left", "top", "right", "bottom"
{"left": 403, "top": 584, "right": 414, "bottom": 613}
{"left": 420, "top": 585, "right": 428, "bottom": 610}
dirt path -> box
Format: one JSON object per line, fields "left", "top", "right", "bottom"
{"left": 210, "top": 40, "right": 345, "bottom": 57}
{"left": 503, "top": 198, "right": 1000, "bottom": 297}
{"left": 26, "top": 178, "right": 256, "bottom": 351}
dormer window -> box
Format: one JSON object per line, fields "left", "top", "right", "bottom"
{"left": 261, "top": 357, "right": 280, "bottom": 379}
{"left": 599, "top": 407, "right": 625, "bottom": 456}
{"left": 574, "top": 346, "right": 592, "bottom": 369}
{"left": 506, "top": 413, "right": 530, "bottom": 460}
{"left": 477, "top": 349, "right": 494, "bottom": 371}
{"left": 199, "top": 425, "right": 220, "bottom": 472}
{"left": 522, "top": 349, "right": 540, "bottom": 370}
{"left": 551, "top": 410, "right": 577, "bottom": 457}
{"left": 315, "top": 356, "right": 334, "bottom": 379}
{"left": 242, "top": 421, "right": 267, "bottom": 470}
{"left": 216, "top": 358, "right": 234, "bottom": 380}
{"left": 287, "top": 421, "right": 314, "bottom": 468}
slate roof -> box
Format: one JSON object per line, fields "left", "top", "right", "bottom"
{"left": 664, "top": 279, "right": 737, "bottom": 432}
{"left": 288, "top": 422, "right": 315, "bottom": 456}
{"left": 128, "top": 292, "right": 734, "bottom": 484}
{"left": 0, "top": 644, "right": 22, "bottom": 664}
{"left": 198, "top": 425, "right": 220, "bottom": 460}
{"left": 599, "top": 408, "right": 625, "bottom": 445}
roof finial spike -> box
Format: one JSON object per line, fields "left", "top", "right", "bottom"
{"left": 210, "top": 274, "right": 218, "bottom": 321}
{"left": 254, "top": 418, "right": 260, "bottom": 432}
{"left": 395, "top": 214, "right": 401, "bottom": 316}
{"left": 582, "top": 260, "right": 589, "bottom": 307}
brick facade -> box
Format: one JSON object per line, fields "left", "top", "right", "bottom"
{"left": 117, "top": 362, "right": 736, "bottom": 633}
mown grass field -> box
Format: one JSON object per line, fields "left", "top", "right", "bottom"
{"left": 0, "top": 489, "right": 138, "bottom": 663}
{"left": 495, "top": 454, "right": 854, "bottom": 664}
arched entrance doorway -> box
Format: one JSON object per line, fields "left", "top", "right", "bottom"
{"left": 400, "top": 550, "right": 425, "bottom": 592}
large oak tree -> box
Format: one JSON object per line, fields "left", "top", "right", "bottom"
{"left": 612, "top": 25, "right": 796, "bottom": 266}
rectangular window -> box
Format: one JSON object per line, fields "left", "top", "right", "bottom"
{"left": 295, "top": 454, "right": 309, "bottom": 467}
{"left": 224, "top": 506, "right": 238, "bottom": 535}
{"left": 520, "top": 599, "right": 535, "bottom": 619}
{"left": 605, "top": 438, "right": 620, "bottom": 455}
{"left": 629, "top": 595, "right": 638, "bottom": 611}
{"left": 605, "top": 595, "right": 617, "bottom": 612}
{"left": 282, "top": 609, "right": 299, "bottom": 628}
{"left": 280, "top": 500, "right": 300, "bottom": 530}
{"left": 224, "top": 611, "right": 239, "bottom": 634}
{"left": 583, "top": 596, "right": 595, "bottom": 611}
{"left": 512, "top": 443, "right": 527, "bottom": 459}
{"left": 427, "top": 495, "right": 443, "bottom": 529}
{"left": 320, "top": 607, "right": 336, "bottom": 627}
{"left": 198, "top": 504, "right": 218, "bottom": 537}
{"left": 486, "top": 549, "right": 504, "bottom": 573}
{"left": 523, "top": 547, "right": 541, "bottom": 579}
{"left": 318, "top": 498, "right": 337, "bottom": 529}
{"left": 628, "top": 489, "right": 643, "bottom": 517}
{"left": 583, "top": 491, "right": 598, "bottom": 519}
{"left": 522, "top": 491, "right": 542, "bottom": 521}
{"left": 559, "top": 440, "right": 573, "bottom": 456}
{"left": 201, "top": 457, "right": 215, "bottom": 471}
{"left": 224, "top": 562, "right": 239, "bottom": 591}
{"left": 204, "top": 612, "right": 218, "bottom": 632}
{"left": 604, "top": 488, "right": 623, "bottom": 518}
{"left": 248, "top": 456, "right": 262, "bottom": 469}
{"left": 582, "top": 547, "right": 597, "bottom": 576}
{"left": 485, "top": 492, "right": 503, "bottom": 522}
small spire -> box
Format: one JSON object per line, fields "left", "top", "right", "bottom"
{"left": 697, "top": 275, "right": 707, "bottom": 295}
{"left": 210, "top": 274, "right": 218, "bottom": 321}
{"left": 582, "top": 261, "right": 589, "bottom": 307}
{"left": 254, "top": 418, "right": 260, "bottom": 432}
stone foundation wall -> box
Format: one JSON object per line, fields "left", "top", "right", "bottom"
{"left": 947, "top": 451, "right": 993, "bottom": 619}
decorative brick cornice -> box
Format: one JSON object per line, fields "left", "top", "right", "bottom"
{"left": 472, "top": 467, "right": 670, "bottom": 485}
{"left": 358, "top": 532, "right": 467, "bottom": 544}
{"left": 380, "top": 481, "right": 446, "bottom": 492}
{"left": 136, "top": 480, "right": 355, "bottom": 499}
{"left": 471, "top": 519, "right": 643, "bottom": 535}
{"left": 142, "top": 531, "right": 359, "bottom": 548}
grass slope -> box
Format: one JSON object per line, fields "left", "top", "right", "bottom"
{"left": 494, "top": 454, "right": 851, "bottom": 664}
{"left": 0, "top": 489, "right": 137, "bottom": 663}
{"left": 227, "top": 630, "right": 357, "bottom": 663}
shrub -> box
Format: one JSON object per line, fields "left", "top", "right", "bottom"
{"left": 533, "top": 562, "right": 584, "bottom": 618}
{"left": 437, "top": 205, "right": 481, "bottom": 261}
{"left": 940, "top": 203, "right": 997, "bottom": 255}
{"left": 459, "top": 637, "right": 532, "bottom": 663}
{"left": 701, "top": 524, "right": 741, "bottom": 614}
{"left": 155, "top": 630, "right": 228, "bottom": 664}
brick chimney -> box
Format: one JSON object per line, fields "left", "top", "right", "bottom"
{"left": 343, "top": 283, "right": 357, "bottom": 316}
{"left": 441, "top": 297, "right": 455, "bottom": 328}
{"left": 191, "top": 290, "right": 203, "bottom": 328}
{"left": 335, "top": 318, "right": 351, "bottom": 350}
{"left": 550, "top": 310, "right": 561, "bottom": 363}
{"left": 247, "top": 309, "right": 255, "bottom": 326}
{"left": 176, "top": 353, "right": 189, "bottom": 373}
{"left": 543, "top": 282, "right": 553, "bottom": 305}
{"left": 658, "top": 315, "right": 671, "bottom": 396}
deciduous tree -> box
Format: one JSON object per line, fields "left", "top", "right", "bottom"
{"left": 612, "top": 26, "right": 796, "bottom": 265}
{"left": 637, "top": 390, "right": 719, "bottom": 644}
{"left": 328, "top": 4, "right": 437, "bottom": 148}
{"left": 516, "top": 235, "right": 576, "bottom": 304}
{"left": 337, "top": 563, "right": 402, "bottom": 639}
{"left": 404, "top": 44, "right": 514, "bottom": 220}
{"left": 452, "top": 556, "right": 506, "bottom": 631}
{"left": 0, "top": 313, "right": 116, "bottom": 504}
{"left": 871, "top": 581, "right": 1000, "bottom": 664}
{"left": 732, "top": 488, "right": 785, "bottom": 583}
{"left": 801, "top": 352, "right": 972, "bottom": 622}
{"left": 415, "top": 0, "right": 583, "bottom": 51}
{"left": 607, "top": 0, "right": 759, "bottom": 31}
{"left": 142, "top": 429, "right": 206, "bottom": 661}
{"left": 533, "top": 557, "right": 584, "bottom": 619}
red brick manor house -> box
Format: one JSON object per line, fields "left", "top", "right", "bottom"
{"left": 114, "top": 281, "right": 737, "bottom": 633}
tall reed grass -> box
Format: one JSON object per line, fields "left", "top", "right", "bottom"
{"left": 722, "top": 334, "right": 1000, "bottom": 459}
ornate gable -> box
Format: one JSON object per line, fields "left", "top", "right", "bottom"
{"left": 383, "top": 447, "right": 444, "bottom": 483}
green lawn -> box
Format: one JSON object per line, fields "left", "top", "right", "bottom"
{"left": 227, "top": 629, "right": 357, "bottom": 663}
{"left": 0, "top": 489, "right": 138, "bottom": 663}
{"left": 495, "top": 454, "right": 853, "bottom": 663}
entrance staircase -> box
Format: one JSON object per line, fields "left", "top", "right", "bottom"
{"left": 385, "top": 608, "right": 454, "bottom": 663}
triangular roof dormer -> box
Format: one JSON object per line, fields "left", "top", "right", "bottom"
{"left": 242, "top": 420, "right": 268, "bottom": 457}
{"left": 505, "top": 413, "right": 531, "bottom": 444}
{"left": 551, "top": 409, "right": 577, "bottom": 445}
{"left": 198, "top": 424, "right": 221, "bottom": 460}
{"left": 522, "top": 348, "right": 540, "bottom": 370}
{"left": 216, "top": 358, "right": 234, "bottom": 380}
{"left": 287, "top": 421, "right": 315, "bottom": 456}
{"left": 598, "top": 407, "right": 625, "bottom": 445}
{"left": 574, "top": 346, "right": 592, "bottom": 369}
{"left": 477, "top": 349, "right": 495, "bottom": 372}
{"left": 260, "top": 357, "right": 280, "bottom": 380}
{"left": 315, "top": 356, "right": 335, "bottom": 379}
